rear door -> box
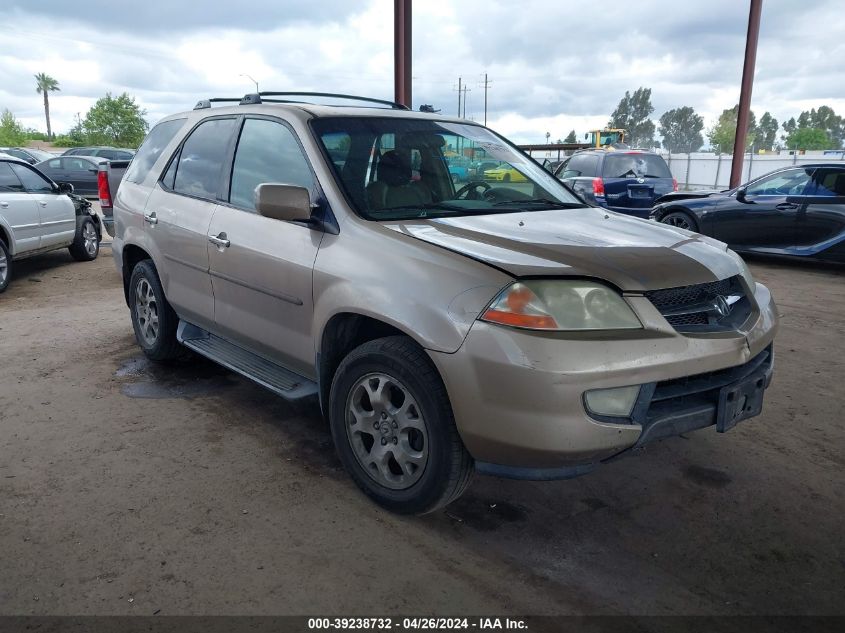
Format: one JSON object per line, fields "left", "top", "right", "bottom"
{"left": 557, "top": 153, "right": 599, "bottom": 201}
{"left": 0, "top": 162, "right": 40, "bottom": 253}
{"left": 798, "top": 167, "right": 845, "bottom": 250}
{"left": 207, "top": 116, "right": 323, "bottom": 376}
{"left": 712, "top": 167, "right": 813, "bottom": 249}
{"left": 9, "top": 162, "right": 75, "bottom": 249}
{"left": 601, "top": 153, "right": 674, "bottom": 218}
{"left": 143, "top": 116, "right": 238, "bottom": 331}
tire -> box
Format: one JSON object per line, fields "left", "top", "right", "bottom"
{"left": 660, "top": 210, "right": 699, "bottom": 233}
{"left": 0, "top": 238, "right": 11, "bottom": 294}
{"left": 128, "top": 259, "right": 184, "bottom": 361}
{"left": 329, "top": 336, "right": 473, "bottom": 515}
{"left": 68, "top": 216, "right": 100, "bottom": 261}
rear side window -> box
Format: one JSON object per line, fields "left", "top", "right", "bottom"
{"left": 0, "top": 162, "right": 24, "bottom": 191}
{"left": 562, "top": 153, "right": 599, "bottom": 178}
{"left": 10, "top": 163, "right": 53, "bottom": 192}
{"left": 811, "top": 169, "right": 845, "bottom": 196}
{"left": 229, "top": 118, "right": 314, "bottom": 211}
{"left": 603, "top": 154, "right": 671, "bottom": 179}
{"left": 172, "top": 118, "right": 237, "bottom": 200}
{"left": 125, "top": 118, "right": 186, "bottom": 184}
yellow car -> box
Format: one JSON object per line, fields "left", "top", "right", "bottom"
{"left": 483, "top": 164, "right": 528, "bottom": 183}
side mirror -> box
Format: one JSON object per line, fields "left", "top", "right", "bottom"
{"left": 254, "top": 184, "right": 312, "bottom": 222}
{"left": 58, "top": 182, "right": 74, "bottom": 195}
{"left": 736, "top": 187, "right": 747, "bottom": 202}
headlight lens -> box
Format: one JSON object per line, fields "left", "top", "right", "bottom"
{"left": 481, "top": 281, "right": 642, "bottom": 331}
{"left": 728, "top": 249, "right": 754, "bottom": 290}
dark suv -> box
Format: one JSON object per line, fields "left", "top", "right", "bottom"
{"left": 554, "top": 149, "right": 676, "bottom": 218}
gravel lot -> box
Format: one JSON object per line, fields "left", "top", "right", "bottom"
{"left": 0, "top": 243, "right": 843, "bottom": 616}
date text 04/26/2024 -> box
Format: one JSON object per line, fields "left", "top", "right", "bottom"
{"left": 307, "top": 617, "right": 528, "bottom": 630}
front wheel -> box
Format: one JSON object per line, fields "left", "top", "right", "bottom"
{"left": 329, "top": 336, "right": 473, "bottom": 515}
{"left": 69, "top": 216, "right": 100, "bottom": 261}
{"left": 661, "top": 210, "right": 698, "bottom": 232}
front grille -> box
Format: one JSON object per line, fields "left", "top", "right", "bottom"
{"left": 644, "top": 276, "right": 752, "bottom": 332}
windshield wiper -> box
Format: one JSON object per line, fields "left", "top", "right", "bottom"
{"left": 492, "top": 199, "right": 585, "bottom": 208}
{"left": 385, "top": 202, "right": 467, "bottom": 212}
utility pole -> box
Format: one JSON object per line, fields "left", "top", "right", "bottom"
{"left": 455, "top": 77, "right": 462, "bottom": 117}
{"left": 480, "top": 73, "right": 491, "bottom": 126}
{"left": 730, "top": 0, "right": 763, "bottom": 188}
{"left": 462, "top": 85, "right": 470, "bottom": 118}
{"left": 393, "top": 0, "right": 412, "bottom": 108}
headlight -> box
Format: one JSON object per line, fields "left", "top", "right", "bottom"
{"left": 728, "top": 249, "right": 754, "bottom": 290}
{"left": 481, "top": 280, "right": 642, "bottom": 331}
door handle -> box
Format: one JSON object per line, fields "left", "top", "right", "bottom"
{"left": 0, "top": 202, "right": 8, "bottom": 208}
{"left": 208, "top": 233, "right": 230, "bottom": 248}
{"left": 39, "top": 201, "right": 48, "bottom": 207}
{"left": 776, "top": 203, "right": 798, "bottom": 210}
{"left": 144, "top": 212, "right": 158, "bottom": 225}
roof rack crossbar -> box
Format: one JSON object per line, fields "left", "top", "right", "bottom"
{"left": 257, "top": 92, "right": 409, "bottom": 110}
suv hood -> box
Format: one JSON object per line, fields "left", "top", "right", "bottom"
{"left": 383, "top": 207, "right": 740, "bottom": 291}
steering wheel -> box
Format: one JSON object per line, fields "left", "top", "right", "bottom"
{"left": 454, "top": 180, "right": 492, "bottom": 200}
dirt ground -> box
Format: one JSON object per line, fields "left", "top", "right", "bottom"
{"left": 0, "top": 243, "right": 843, "bottom": 616}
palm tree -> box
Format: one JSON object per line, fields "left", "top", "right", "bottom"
{"left": 35, "top": 73, "right": 60, "bottom": 140}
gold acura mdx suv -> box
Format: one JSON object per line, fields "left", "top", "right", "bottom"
{"left": 112, "top": 92, "right": 778, "bottom": 514}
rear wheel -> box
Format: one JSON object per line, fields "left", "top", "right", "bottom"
{"left": 329, "top": 336, "right": 473, "bottom": 515}
{"left": 661, "top": 210, "right": 698, "bottom": 232}
{"left": 69, "top": 216, "right": 100, "bottom": 261}
{"left": 129, "top": 259, "right": 184, "bottom": 361}
{"left": 0, "top": 239, "right": 11, "bottom": 294}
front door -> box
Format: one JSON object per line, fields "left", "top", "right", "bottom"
{"left": 63, "top": 157, "right": 98, "bottom": 195}
{"left": 207, "top": 117, "right": 323, "bottom": 377}
{"left": 712, "top": 167, "right": 812, "bottom": 249}
{"left": 10, "top": 162, "right": 75, "bottom": 250}
{"left": 0, "top": 162, "right": 40, "bottom": 253}
{"left": 143, "top": 116, "right": 239, "bottom": 331}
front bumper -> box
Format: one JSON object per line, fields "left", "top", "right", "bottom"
{"left": 428, "top": 281, "right": 778, "bottom": 478}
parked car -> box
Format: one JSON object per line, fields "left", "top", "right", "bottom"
{"left": 35, "top": 155, "right": 108, "bottom": 196}
{"left": 62, "top": 146, "right": 135, "bottom": 160}
{"left": 112, "top": 93, "right": 777, "bottom": 514}
{"left": 483, "top": 162, "right": 528, "bottom": 182}
{"left": 0, "top": 157, "right": 101, "bottom": 293}
{"left": 651, "top": 164, "right": 845, "bottom": 263}
{"left": 0, "top": 147, "right": 55, "bottom": 165}
{"left": 554, "top": 149, "right": 677, "bottom": 218}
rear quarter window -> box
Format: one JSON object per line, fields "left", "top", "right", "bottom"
{"left": 603, "top": 154, "right": 671, "bottom": 179}
{"left": 125, "top": 118, "right": 187, "bottom": 184}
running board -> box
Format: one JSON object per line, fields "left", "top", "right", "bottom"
{"left": 177, "top": 321, "right": 318, "bottom": 400}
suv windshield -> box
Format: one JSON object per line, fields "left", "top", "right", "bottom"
{"left": 603, "top": 153, "right": 672, "bottom": 179}
{"left": 312, "top": 117, "right": 584, "bottom": 221}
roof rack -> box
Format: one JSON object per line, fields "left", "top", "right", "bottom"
{"left": 194, "top": 92, "right": 409, "bottom": 111}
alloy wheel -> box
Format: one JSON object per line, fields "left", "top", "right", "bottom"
{"left": 134, "top": 278, "right": 159, "bottom": 346}
{"left": 345, "top": 372, "right": 429, "bottom": 490}
{"left": 0, "top": 251, "right": 7, "bottom": 285}
{"left": 83, "top": 223, "right": 98, "bottom": 257}
{"left": 664, "top": 215, "right": 692, "bottom": 230}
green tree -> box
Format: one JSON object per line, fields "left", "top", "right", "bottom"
{"left": 796, "top": 106, "right": 844, "bottom": 147}
{"left": 757, "top": 112, "right": 779, "bottom": 151}
{"left": 34, "top": 72, "right": 60, "bottom": 140}
{"left": 708, "top": 105, "right": 757, "bottom": 154}
{"left": 0, "top": 109, "right": 27, "bottom": 146}
{"left": 563, "top": 129, "right": 577, "bottom": 144}
{"left": 658, "top": 106, "right": 704, "bottom": 153}
{"left": 785, "top": 127, "right": 835, "bottom": 151}
{"left": 608, "top": 87, "right": 655, "bottom": 148}
{"left": 81, "top": 93, "right": 149, "bottom": 148}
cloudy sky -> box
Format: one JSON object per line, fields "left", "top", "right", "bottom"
{"left": 1, "top": 0, "right": 843, "bottom": 144}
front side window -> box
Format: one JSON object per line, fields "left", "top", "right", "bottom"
{"left": 810, "top": 169, "right": 845, "bottom": 197}
{"left": 126, "top": 118, "right": 185, "bottom": 184}
{"left": 312, "top": 117, "right": 583, "bottom": 221}
{"left": 746, "top": 168, "right": 812, "bottom": 196}
{"left": 0, "top": 162, "right": 24, "bottom": 191}
{"left": 229, "top": 118, "right": 315, "bottom": 211}
{"left": 172, "top": 118, "right": 237, "bottom": 200}
{"left": 10, "top": 163, "right": 53, "bottom": 192}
